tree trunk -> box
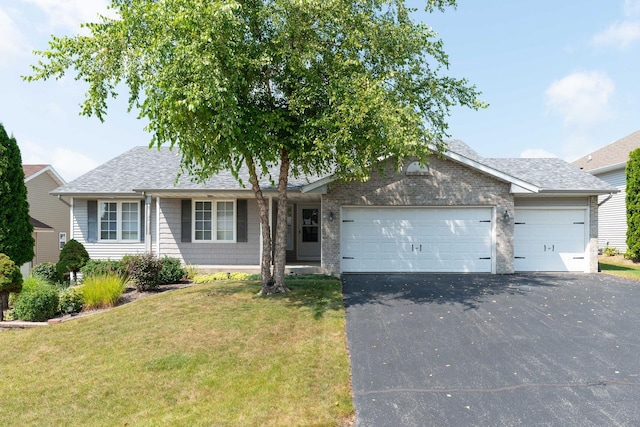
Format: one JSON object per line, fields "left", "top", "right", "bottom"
{"left": 272, "top": 148, "right": 291, "bottom": 293}
{"left": 0, "top": 292, "right": 7, "bottom": 322}
{"left": 246, "top": 156, "right": 273, "bottom": 293}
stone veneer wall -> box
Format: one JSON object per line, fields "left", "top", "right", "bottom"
{"left": 321, "top": 156, "right": 515, "bottom": 275}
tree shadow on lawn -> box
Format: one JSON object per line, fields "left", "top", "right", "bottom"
{"left": 341, "top": 273, "right": 591, "bottom": 311}
{"left": 281, "top": 277, "right": 345, "bottom": 320}
{"left": 192, "top": 277, "right": 345, "bottom": 320}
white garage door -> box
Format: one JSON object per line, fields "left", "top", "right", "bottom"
{"left": 514, "top": 208, "right": 587, "bottom": 272}
{"left": 341, "top": 207, "right": 494, "bottom": 273}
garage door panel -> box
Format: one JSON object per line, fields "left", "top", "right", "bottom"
{"left": 515, "top": 208, "right": 587, "bottom": 272}
{"left": 341, "top": 207, "right": 493, "bottom": 273}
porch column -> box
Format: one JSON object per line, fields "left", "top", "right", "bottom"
{"left": 145, "top": 195, "right": 152, "bottom": 253}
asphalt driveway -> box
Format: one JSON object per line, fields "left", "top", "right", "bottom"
{"left": 342, "top": 273, "right": 640, "bottom": 426}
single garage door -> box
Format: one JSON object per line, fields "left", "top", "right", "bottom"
{"left": 514, "top": 208, "right": 587, "bottom": 272}
{"left": 341, "top": 207, "right": 494, "bottom": 273}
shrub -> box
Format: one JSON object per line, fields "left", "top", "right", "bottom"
{"left": 59, "top": 286, "right": 85, "bottom": 314}
{"left": 57, "top": 239, "right": 90, "bottom": 283}
{"left": 158, "top": 257, "right": 186, "bottom": 285}
{"left": 0, "top": 253, "right": 22, "bottom": 319}
{"left": 125, "top": 253, "right": 161, "bottom": 291}
{"left": 184, "top": 264, "right": 199, "bottom": 280}
{"left": 0, "top": 253, "right": 22, "bottom": 295}
{"left": 9, "top": 275, "right": 39, "bottom": 306}
{"left": 81, "top": 259, "right": 127, "bottom": 281}
{"left": 603, "top": 246, "right": 620, "bottom": 257}
{"left": 31, "top": 262, "right": 62, "bottom": 284}
{"left": 81, "top": 274, "right": 126, "bottom": 309}
{"left": 13, "top": 279, "right": 59, "bottom": 321}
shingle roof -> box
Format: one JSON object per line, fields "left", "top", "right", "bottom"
{"left": 53, "top": 142, "right": 618, "bottom": 196}
{"left": 483, "top": 158, "right": 616, "bottom": 193}
{"left": 23, "top": 164, "right": 48, "bottom": 179}
{"left": 52, "top": 146, "right": 325, "bottom": 195}
{"left": 572, "top": 130, "right": 640, "bottom": 171}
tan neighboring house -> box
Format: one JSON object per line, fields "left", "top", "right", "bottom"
{"left": 23, "top": 165, "right": 70, "bottom": 273}
{"left": 572, "top": 130, "right": 640, "bottom": 252}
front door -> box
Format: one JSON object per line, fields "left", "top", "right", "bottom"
{"left": 297, "top": 205, "right": 321, "bottom": 260}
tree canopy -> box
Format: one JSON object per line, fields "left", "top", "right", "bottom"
{"left": 27, "top": 0, "right": 484, "bottom": 292}
{"left": 0, "top": 124, "right": 34, "bottom": 266}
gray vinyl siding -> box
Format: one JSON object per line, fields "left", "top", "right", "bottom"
{"left": 157, "top": 198, "right": 260, "bottom": 265}
{"left": 72, "top": 198, "right": 155, "bottom": 260}
{"left": 595, "top": 168, "right": 627, "bottom": 251}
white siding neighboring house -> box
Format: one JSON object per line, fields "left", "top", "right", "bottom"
{"left": 572, "top": 130, "right": 640, "bottom": 253}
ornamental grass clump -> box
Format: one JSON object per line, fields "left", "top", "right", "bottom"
{"left": 81, "top": 273, "right": 126, "bottom": 309}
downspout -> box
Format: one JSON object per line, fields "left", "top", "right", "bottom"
{"left": 57, "top": 195, "right": 71, "bottom": 206}
{"left": 598, "top": 193, "right": 614, "bottom": 207}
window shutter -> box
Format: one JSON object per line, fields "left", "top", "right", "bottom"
{"left": 236, "top": 199, "right": 248, "bottom": 242}
{"left": 140, "top": 200, "right": 145, "bottom": 242}
{"left": 87, "top": 200, "right": 97, "bottom": 242}
{"left": 181, "top": 199, "right": 192, "bottom": 242}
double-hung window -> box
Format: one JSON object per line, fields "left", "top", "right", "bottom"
{"left": 194, "top": 200, "right": 235, "bottom": 242}
{"left": 99, "top": 201, "right": 140, "bottom": 241}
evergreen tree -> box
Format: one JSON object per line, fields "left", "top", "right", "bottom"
{"left": 626, "top": 148, "right": 640, "bottom": 260}
{"left": 0, "top": 124, "right": 34, "bottom": 266}
{"left": 57, "top": 239, "right": 90, "bottom": 283}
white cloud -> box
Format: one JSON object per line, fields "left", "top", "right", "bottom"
{"left": 0, "top": 8, "right": 26, "bottom": 57}
{"left": 21, "top": 0, "right": 111, "bottom": 31}
{"left": 520, "top": 148, "right": 558, "bottom": 158}
{"left": 592, "top": 20, "right": 640, "bottom": 49}
{"left": 545, "top": 71, "right": 615, "bottom": 126}
{"left": 625, "top": 0, "right": 640, "bottom": 16}
{"left": 20, "top": 139, "right": 98, "bottom": 181}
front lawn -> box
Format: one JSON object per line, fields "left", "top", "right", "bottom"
{"left": 599, "top": 255, "right": 640, "bottom": 280}
{"left": 0, "top": 278, "right": 353, "bottom": 426}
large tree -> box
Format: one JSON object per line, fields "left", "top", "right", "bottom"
{"left": 0, "top": 124, "right": 34, "bottom": 267}
{"left": 27, "top": 0, "right": 484, "bottom": 294}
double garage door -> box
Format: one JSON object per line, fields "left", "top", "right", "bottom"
{"left": 340, "top": 206, "right": 588, "bottom": 273}
{"left": 341, "top": 207, "right": 494, "bottom": 273}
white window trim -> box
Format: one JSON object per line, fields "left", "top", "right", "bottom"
{"left": 192, "top": 199, "right": 237, "bottom": 243}
{"left": 98, "top": 200, "right": 142, "bottom": 242}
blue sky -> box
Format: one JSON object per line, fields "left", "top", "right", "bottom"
{"left": 1, "top": 1, "right": 639, "bottom": 181}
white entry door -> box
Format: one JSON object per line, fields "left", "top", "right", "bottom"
{"left": 514, "top": 208, "right": 587, "bottom": 272}
{"left": 340, "top": 207, "right": 494, "bottom": 273}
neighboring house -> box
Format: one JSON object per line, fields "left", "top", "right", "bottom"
{"left": 51, "top": 142, "right": 616, "bottom": 275}
{"left": 572, "top": 130, "right": 640, "bottom": 253}
{"left": 23, "top": 165, "right": 70, "bottom": 272}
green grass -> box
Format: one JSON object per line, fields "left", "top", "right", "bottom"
{"left": 599, "top": 256, "right": 640, "bottom": 280}
{"left": 0, "top": 279, "right": 353, "bottom": 426}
